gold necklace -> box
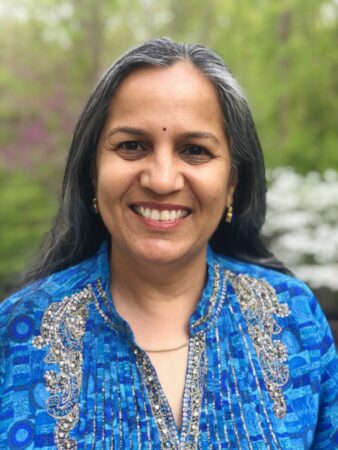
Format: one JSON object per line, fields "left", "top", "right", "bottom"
{"left": 141, "top": 342, "right": 189, "bottom": 353}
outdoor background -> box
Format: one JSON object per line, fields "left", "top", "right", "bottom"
{"left": 0, "top": 0, "right": 337, "bottom": 338}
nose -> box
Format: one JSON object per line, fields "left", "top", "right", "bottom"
{"left": 140, "top": 147, "right": 184, "bottom": 195}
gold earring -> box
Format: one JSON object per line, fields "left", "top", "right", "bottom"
{"left": 225, "top": 205, "right": 233, "bottom": 224}
{"left": 92, "top": 197, "right": 98, "bottom": 214}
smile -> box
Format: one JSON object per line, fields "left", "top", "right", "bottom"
{"left": 131, "top": 205, "right": 190, "bottom": 222}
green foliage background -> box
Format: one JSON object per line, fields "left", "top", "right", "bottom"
{"left": 1, "top": 0, "right": 337, "bottom": 297}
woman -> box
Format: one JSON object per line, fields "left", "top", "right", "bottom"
{"left": 0, "top": 38, "right": 337, "bottom": 450}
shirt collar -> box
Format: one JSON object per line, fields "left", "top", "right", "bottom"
{"left": 189, "top": 246, "right": 228, "bottom": 335}
{"left": 91, "top": 241, "right": 227, "bottom": 339}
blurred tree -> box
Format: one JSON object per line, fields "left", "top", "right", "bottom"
{"left": 0, "top": 169, "right": 58, "bottom": 297}
{"left": 209, "top": 0, "right": 338, "bottom": 171}
{"left": 1, "top": 0, "right": 337, "bottom": 171}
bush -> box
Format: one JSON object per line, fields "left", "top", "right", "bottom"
{"left": 263, "top": 167, "right": 338, "bottom": 291}
{"left": 0, "top": 169, "right": 58, "bottom": 297}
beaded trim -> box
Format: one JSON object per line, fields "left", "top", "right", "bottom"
{"left": 33, "top": 286, "right": 92, "bottom": 449}
{"left": 191, "top": 264, "right": 221, "bottom": 329}
{"left": 31, "top": 267, "right": 291, "bottom": 450}
{"left": 229, "top": 273, "right": 290, "bottom": 418}
{"left": 180, "top": 334, "right": 207, "bottom": 447}
{"left": 135, "top": 334, "right": 206, "bottom": 450}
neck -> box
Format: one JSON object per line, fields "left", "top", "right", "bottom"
{"left": 109, "top": 245, "right": 208, "bottom": 348}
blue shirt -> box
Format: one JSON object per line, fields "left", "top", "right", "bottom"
{"left": 0, "top": 243, "right": 337, "bottom": 449}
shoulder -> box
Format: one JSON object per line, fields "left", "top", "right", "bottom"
{"left": 213, "top": 251, "right": 337, "bottom": 351}
{"left": 0, "top": 252, "right": 99, "bottom": 340}
{"left": 0, "top": 240, "right": 109, "bottom": 441}
{"left": 214, "top": 251, "right": 337, "bottom": 364}
{"left": 214, "top": 251, "right": 315, "bottom": 308}
{"left": 0, "top": 251, "right": 100, "bottom": 435}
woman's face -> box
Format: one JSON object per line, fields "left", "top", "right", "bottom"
{"left": 95, "top": 62, "right": 236, "bottom": 267}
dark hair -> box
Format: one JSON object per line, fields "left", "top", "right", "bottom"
{"left": 21, "top": 37, "right": 290, "bottom": 286}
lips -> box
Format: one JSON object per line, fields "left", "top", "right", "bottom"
{"left": 130, "top": 204, "right": 191, "bottom": 222}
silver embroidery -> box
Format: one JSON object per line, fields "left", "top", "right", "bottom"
{"left": 229, "top": 272, "right": 290, "bottom": 418}
{"left": 31, "top": 264, "right": 290, "bottom": 450}
{"left": 191, "top": 264, "right": 221, "bottom": 329}
{"left": 180, "top": 334, "right": 206, "bottom": 448}
{"left": 33, "top": 287, "right": 92, "bottom": 449}
{"left": 135, "top": 334, "right": 206, "bottom": 450}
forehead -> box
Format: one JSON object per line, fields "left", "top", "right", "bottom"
{"left": 107, "top": 62, "right": 224, "bottom": 129}
{"left": 116, "top": 62, "right": 215, "bottom": 94}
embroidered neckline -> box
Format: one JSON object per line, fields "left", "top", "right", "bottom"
{"left": 190, "top": 264, "right": 222, "bottom": 331}
{"left": 134, "top": 334, "right": 207, "bottom": 450}
{"left": 95, "top": 240, "right": 226, "bottom": 338}
{"left": 33, "top": 286, "right": 92, "bottom": 449}
{"left": 31, "top": 262, "right": 291, "bottom": 449}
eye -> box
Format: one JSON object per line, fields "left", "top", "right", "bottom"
{"left": 115, "top": 141, "right": 148, "bottom": 160}
{"left": 179, "top": 144, "right": 213, "bottom": 164}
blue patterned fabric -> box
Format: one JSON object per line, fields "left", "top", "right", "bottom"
{"left": 0, "top": 242, "right": 337, "bottom": 449}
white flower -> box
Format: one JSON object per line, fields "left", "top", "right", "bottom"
{"left": 263, "top": 167, "right": 338, "bottom": 290}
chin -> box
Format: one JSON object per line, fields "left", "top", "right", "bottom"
{"left": 131, "top": 239, "right": 204, "bottom": 267}
{"left": 130, "top": 240, "right": 186, "bottom": 266}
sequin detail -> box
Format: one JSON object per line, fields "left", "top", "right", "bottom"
{"left": 229, "top": 273, "right": 290, "bottom": 418}
{"left": 191, "top": 264, "right": 221, "bottom": 330}
{"left": 135, "top": 334, "right": 206, "bottom": 450}
{"left": 31, "top": 266, "right": 290, "bottom": 449}
{"left": 33, "top": 287, "right": 92, "bottom": 449}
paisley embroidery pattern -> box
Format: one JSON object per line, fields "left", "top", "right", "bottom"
{"left": 229, "top": 273, "right": 290, "bottom": 418}
{"left": 33, "top": 287, "right": 92, "bottom": 449}
{"left": 31, "top": 265, "right": 291, "bottom": 450}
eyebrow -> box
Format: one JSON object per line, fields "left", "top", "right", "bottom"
{"left": 105, "top": 127, "right": 221, "bottom": 146}
{"left": 181, "top": 131, "right": 221, "bottom": 146}
{"left": 105, "top": 127, "right": 147, "bottom": 138}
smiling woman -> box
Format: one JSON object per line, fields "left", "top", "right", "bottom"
{"left": 0, "top": 38, "right": 337, "bottom": 450}
{"left": 95, "top": 63, "right": 234, "bottom": 270}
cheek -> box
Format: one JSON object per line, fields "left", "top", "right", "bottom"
{"left": 205, "top": 185, "right": 227, "bottom": 211}
{"left": 194, "top": 166, "right": 230, "bottom": 208}
{"left": 96, "top": 161, "right": 132, "bottom": 194}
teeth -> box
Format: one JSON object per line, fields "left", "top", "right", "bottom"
{"left": 169, "top": 210, "right": 176, "bottom": 221}
{"left": 150, "top": 209, "right": 160, "bottom": 220}
{"left": 160, "top": 210, "right": 170, "bottom": 221}
{"left": 134, "top": 207, "right": 189, "bottom": 221}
